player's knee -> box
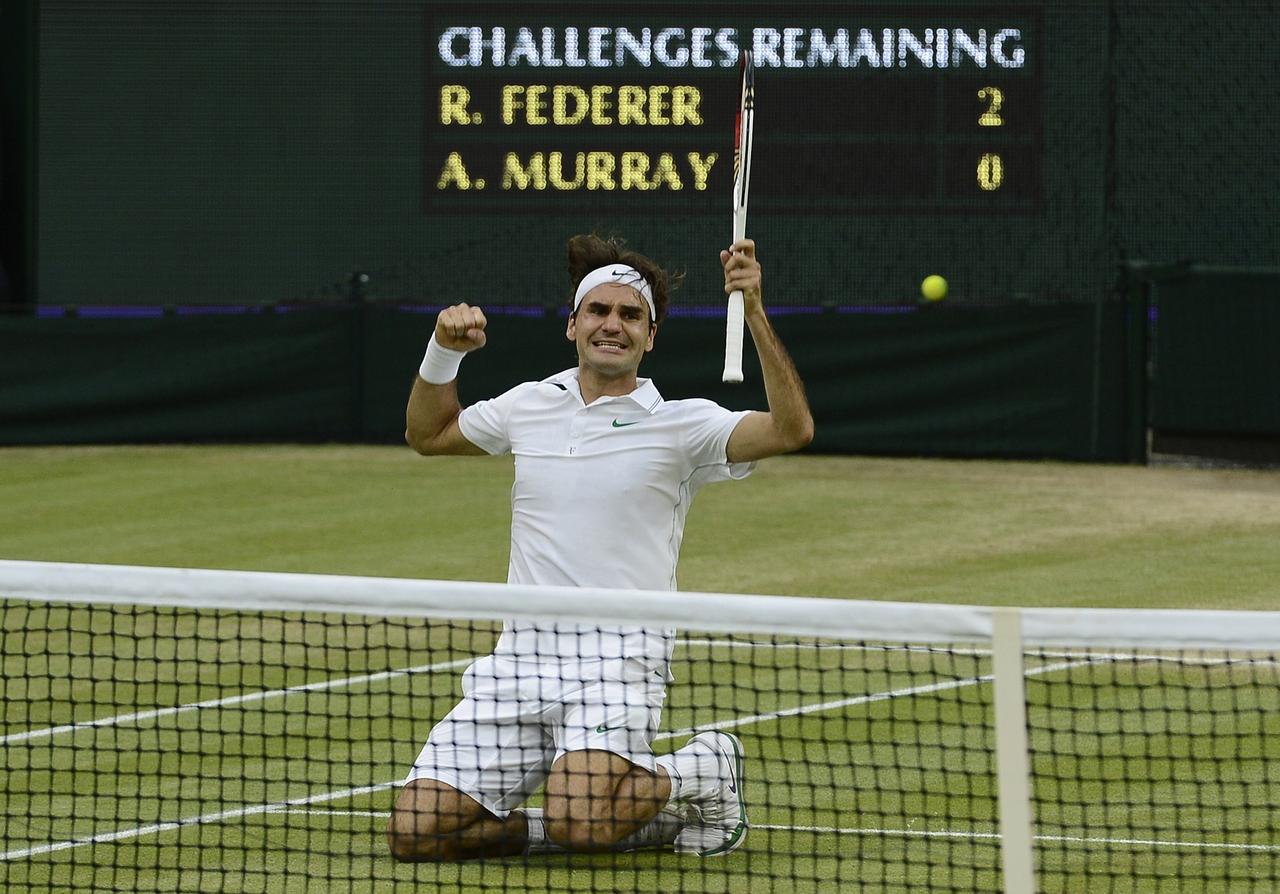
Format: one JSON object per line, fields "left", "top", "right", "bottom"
{"left": 544, "top": 810, "right": 622, "bottom": 851}
{"left": 542, "top": 811, "right": 571, "bottom": 849}
{"left": 386, "top": 809, "right": 454, "bottom": 863}
{"left": 544, "top": 816, "right": 597, "bottom": 851}
{"left": 385, "top": 812, "right": 427, "bottom": 862}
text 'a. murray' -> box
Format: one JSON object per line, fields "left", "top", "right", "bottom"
{"left": 435, "top": 150, "right": 720, "bottom": 191}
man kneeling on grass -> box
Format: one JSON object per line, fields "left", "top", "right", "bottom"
{"left": 388, "top": 233, "right": 813, "bottom": 860}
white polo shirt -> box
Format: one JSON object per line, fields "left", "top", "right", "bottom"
{"left": 457, "top": 367, "right": 754, "bottom": 670}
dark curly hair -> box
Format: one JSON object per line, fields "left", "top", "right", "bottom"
{"left": 566, "top": 234, "right": 681, "bottom": 326}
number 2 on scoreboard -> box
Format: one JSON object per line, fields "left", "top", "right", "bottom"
{"left": 977, "top": 87, "right": 1005, "bottom": 192}
{"left": 978, "top": 87, "right": 1005, "bottom": 126}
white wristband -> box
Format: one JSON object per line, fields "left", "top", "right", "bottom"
{"left": 418, "top": 334, "right": 467, "bottom": 384}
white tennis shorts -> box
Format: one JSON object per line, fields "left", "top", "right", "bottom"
{"left": 405, "top": 655, "right": 668, "bottom": 817}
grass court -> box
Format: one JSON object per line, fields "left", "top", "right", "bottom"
{"left": 2, "top": 447, "right": 1278, "bottom": 892}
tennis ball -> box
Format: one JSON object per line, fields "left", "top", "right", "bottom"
{"left": 921, "top": 275, "right": 948, "bottom": 302}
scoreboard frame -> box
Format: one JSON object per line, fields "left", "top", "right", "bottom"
{"left": 423, "top": 3, "right": 1045, "bottom": 216}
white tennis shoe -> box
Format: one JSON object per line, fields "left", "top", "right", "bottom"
{"left": 672, "top": 731, "right": 748, "bottom": 857}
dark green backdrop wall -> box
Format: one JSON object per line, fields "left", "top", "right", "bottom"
{"left": 0, "top": 2, "right": 1273, "bottom": 459}
{"left": 1145, "top": 267, "right": 1280, "bottom": 438}
{"left": 2, "top": 1, "right": 1276, "bottom": 308}
{"left": 0, "top": 303, "right": 1145, "bottom": 461}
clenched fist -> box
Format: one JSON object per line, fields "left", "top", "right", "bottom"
{"left": 435, "top": 303, "right": 488, "bottom": 352}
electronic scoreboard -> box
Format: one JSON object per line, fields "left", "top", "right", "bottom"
{"left": 426, "top": 5, "right": 1043, "bottom": 216}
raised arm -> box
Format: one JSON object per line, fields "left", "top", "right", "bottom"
{"left": 405, "top": 303, "right": 489, "bottom": 456}
{"left": 722, "top": 240, "right": 815, "bottom": 463}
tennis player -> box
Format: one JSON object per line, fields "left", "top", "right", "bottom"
{"left": 388, "top": 234, "right": 813, "bottom": 862}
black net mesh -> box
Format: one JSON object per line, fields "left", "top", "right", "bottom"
{"left": 1026, "top": 647, "right": 1280, "bottom": 893}
{"left": 3, "top": 593, "right": 1277, "bottom": 892}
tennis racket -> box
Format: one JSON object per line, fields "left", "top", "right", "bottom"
{"left": 722, "top": 49, "right": 755, "bottom": 384}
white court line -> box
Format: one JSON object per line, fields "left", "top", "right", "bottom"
{"left": 661, "top": 656, "right": 1095, "bottom": 740}
{"left": 0, "top": 657, "right": 473, "bottom": 747}
{"left": 8, "top": 635, "right": 1249, "bottom": 748}
{"left": 754, "top": 824, "right": 1280, "bottom": 854}
{"left": 270, "top": 813, "right": 1280, "bottom": 855}
{"left": 5, "top": 637, "right": 801, "bottom": 746}
{"left": 3, "top": 656, "right": 1097, "bottom": 862}
{"left": 6, "top": 637, "right": 820, "bottom": 747}
{"left": 0, "top": 783, "right": 398, "bottom": 861}
{"left": 685, "top": 639, "right": 1280, "bottom": 668}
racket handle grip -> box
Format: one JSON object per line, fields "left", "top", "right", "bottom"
{"left": 722, "top": 290, "right": 745, "bottom": 383}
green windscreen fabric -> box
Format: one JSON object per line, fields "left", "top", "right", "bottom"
{"left": 0, "top": 310, "right": 358, "bottom": 443}
{"left": 1, "top": 304, "right": 1138, "bottom": 460}
{"left": 1151, "top": 271, "right": 1280, "bottom": 436}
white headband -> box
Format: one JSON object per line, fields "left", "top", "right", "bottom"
{"left": 572, "top": 265, "right": 657, "bottom": 322}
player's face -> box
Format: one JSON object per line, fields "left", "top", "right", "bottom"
{"left": 566, "top": 284, "right": 655, "bottom": 378}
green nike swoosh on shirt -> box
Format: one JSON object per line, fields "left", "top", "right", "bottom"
{"left": 611, "top": 419, "right": 641, "bottom": 428}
